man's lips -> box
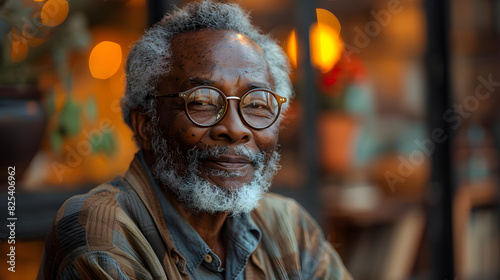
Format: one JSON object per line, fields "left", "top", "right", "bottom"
{"left": 202, "top": 155, "right": 252, "bottom": 170}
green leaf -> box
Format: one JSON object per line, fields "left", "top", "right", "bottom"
{"left": 101, "top": 131, "right": 116, "bottom": 156}
{"left": 58, "top": 98, "right": 81, "bottom": 136}
{"left": 50, "top": 129, "right": 63, "bottom": 154}
{"left": 90, "top": 131, "right": 100, "bottom": 153}
{"left": 87, "top": 96, "right": 97, "bottom": 122}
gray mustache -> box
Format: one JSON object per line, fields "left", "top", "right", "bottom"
{"left": 188, "top": 145, "right": 265, "bottom": 164}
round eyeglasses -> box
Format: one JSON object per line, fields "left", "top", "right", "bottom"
{"left": 156, "top": 86, "right": 287, "bottom": 130}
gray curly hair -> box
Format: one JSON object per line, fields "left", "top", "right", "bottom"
{"left": 121, "top": 0, "right": 293, "bottom": 129}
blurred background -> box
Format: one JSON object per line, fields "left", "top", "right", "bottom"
{"left": 0, "top": 0, "right": 499, "bottom": 279}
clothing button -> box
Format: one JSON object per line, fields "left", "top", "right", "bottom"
{"left": 204, "top": 254, "right": 213, "bottom": 263}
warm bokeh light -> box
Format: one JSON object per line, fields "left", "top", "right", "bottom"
{"left": 26, "top": 31, "right": 47, "bottom": 47}
{"left": 287, "top": 30, "right": 298, "bottom": 68}
{"left": 41, "top": 0, "right": 69, "bottom": 27}
{"left": 316, "top": 8, "right": 341, "bottom": 38}
{"left": 11, "top": 30, "right": 28, "bottom": 62}
{"left": 89, "top": 41, "right": 122, "bottom": 80}
{"left": 286, "top": 9, "right": 343, "bottom": 73}
{"left": 312, "top": 8, "right": 342, "bottom": 73}
{"left": 310, "top": 23, "right": 343, "bottom": 73}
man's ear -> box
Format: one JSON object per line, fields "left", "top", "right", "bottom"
{"left": 130, "top": 108, "right": 153, "bottom": 151}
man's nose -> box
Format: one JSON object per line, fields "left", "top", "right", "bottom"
{"left": 209, "top": 100, "right": 252, "bottom": 144}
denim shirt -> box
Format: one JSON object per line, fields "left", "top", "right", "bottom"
{"left": 139, "top": 152, "right": 262, "bottom": 280}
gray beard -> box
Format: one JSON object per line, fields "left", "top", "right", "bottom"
{"left": 150, "top": 125, "right": 280, "bottom": 217}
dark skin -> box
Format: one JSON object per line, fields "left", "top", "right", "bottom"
{"left": 130, "top": 29, "right": 280, "bottom": 267}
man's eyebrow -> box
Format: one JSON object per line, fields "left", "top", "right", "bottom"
{"left": 187, "top": 78, "right": 273, "bottom": 91}
{"left": 187, "top": 77, "right": 214, "bottom": 87}
{"left": 247, "top": 82, "right": 273, "bottom": 91}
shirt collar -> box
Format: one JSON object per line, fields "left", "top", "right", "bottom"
{"left": 225, "top": 213, "right": 262, "bottom": 279}
{"left": 135, "top": 150, "right": 262, "bottom": 274}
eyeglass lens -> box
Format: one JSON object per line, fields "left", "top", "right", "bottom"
{"left": 185, "top": 87, "right": 279, "bottom": 128}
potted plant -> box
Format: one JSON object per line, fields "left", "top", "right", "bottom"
{"left": 0, "top": 0, "right": 90, "bottom": 185}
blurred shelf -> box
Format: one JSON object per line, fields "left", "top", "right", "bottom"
{"left": 324, "top": 196, "right": 420, "bottom": 227}
{"left": 323, "top": 193, "right": 425, "bottom": 280}
{"left": 456, "top": 181, "right": 497, "bottom": 207}
{"left": 454, "top": 180, "right": 499, "bottom": 279}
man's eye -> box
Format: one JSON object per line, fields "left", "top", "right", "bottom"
{"left": 191, "top": 100, "right": 210, "bottom": 106}
{"left": 188, "top": 100, "right": 217, "bottom": 111}
{"left": 247, "top": 102, "right": 268, "bottom": 109}
{"left": 244, "top": 99, "right": 270, "bottom": 109}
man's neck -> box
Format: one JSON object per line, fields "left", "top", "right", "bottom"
{"left": 144, "top": 150, "right": 228, "bottom": 266}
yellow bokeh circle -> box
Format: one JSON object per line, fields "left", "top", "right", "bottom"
{"left": 89, "top": 41, "right": 123, "bottom": 80}
{"left": 41, "top": 0, "right": 69, "bottom": 27}
{"left": 310, "top": 23, "right": 343, "bottom": 73}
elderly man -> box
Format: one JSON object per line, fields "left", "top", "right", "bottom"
{"left": 38, "top": 1, "right": 352, "bottom": 279}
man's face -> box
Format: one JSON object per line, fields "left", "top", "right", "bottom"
{"left": 150, "top": 29, "right": 281, "bottom": 214}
